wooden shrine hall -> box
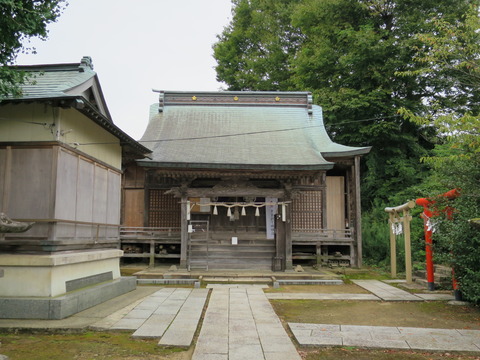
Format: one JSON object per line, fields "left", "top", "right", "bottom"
{"left": 121, "top": 91, "right": 371, "bottom": 271}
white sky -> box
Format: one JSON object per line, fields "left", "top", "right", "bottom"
{"left": 16, "top": 0, "right": 233, "bottom": 140}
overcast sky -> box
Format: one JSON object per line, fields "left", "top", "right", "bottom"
{"left": 16, "top": 0, "right": 233, "bottom": 140}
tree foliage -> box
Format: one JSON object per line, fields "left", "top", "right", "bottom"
{"left": 397, "top": 4, "right": 480, "bottom": 302}
{"left": 0, "top": 0, "right": 67, "bottom": 98}
{"left": 214, "top": 0, "right": 471, "bottom": 209}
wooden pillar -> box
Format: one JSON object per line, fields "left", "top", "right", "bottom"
{"left": 354, "top": 155, "right": 363, "bottom": 267}
{"left": 321, "top": 172, "right": 327, "bottom": 229}
{"left": 180, "top": 195, "right": 188, "bottom": 268}
{"left": 274, "top": 216, "right": 285, "bottom": 271}
{"left": 389, "top": 213, "right": 397, "bottom": 278}
{"left": 403, "top": 209, "right": 413, "bottom": 283}
{"left": 284, "top": 196, "right": 293, "bottom": 271}
{"left": 149, "top": 239, "right": 155, "bottom": 267}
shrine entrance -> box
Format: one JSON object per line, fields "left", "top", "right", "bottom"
{"left": 186, "top": 195, "right": 286, "bottom": 270}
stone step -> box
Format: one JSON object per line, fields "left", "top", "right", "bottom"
{"left": 203, "top": 276, "right": 272, "bottom": 283}
{"left": 190, "top": 244, "right": 274, "bottom": 251}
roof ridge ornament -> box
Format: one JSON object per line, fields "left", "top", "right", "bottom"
{"left": 152, "top": 90, "right": 314, "bottom": 109}
{"left": 78, "top": 56, "right": 93, "bottom": 72}
{"left": 307, "top": 93, "right": 313, "bottom": 115}
{"left": 158, "top": 91, "right": 165, "bottom": 112}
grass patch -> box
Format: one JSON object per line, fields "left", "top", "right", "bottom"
{"left": 272, "top": 299, "right": 480, "bottom": 329}
{"left": 0, "top": 331, "right": 188, "bottom": 360}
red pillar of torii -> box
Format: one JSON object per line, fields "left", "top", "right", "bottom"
{"left": 416, "top": 189, "right": 460, "bottom": 291}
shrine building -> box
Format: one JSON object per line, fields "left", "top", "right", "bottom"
{"left": 121, "top": 91, "right": 371, "bottom": 271}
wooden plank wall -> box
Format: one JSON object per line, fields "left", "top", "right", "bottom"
{"left": 0, "top": 145, "right": 122, "bottom": 251}
{"left": 122, "top": 164, "right": 146, "bottom": 227}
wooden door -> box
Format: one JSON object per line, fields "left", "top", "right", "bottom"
{"left": 326, "top": 176, "right": 345, "bottom": 230}
{"left": 123, "top": 189, "right": 144, "bottom": 227}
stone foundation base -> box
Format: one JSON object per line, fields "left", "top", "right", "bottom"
{"left": 0, "top": 249, "right": 136, "bottom": 319}
{"left": 0, "top": 276, "right": 136, "bottom": 319}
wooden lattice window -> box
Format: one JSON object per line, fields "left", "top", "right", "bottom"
{"left": 291, "top": 190, "right": 323, "bottom": 231}
{"left": 148, "top": 189, "right": 181, "bottom": 227}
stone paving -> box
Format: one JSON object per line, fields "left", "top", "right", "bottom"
{"left": 352, "top": 279, "right": 427, "bottom": 301}
{"left": 98, "top": 279, "right": 464, "bottom": 358}
{"left": 266, "top": 293, "right": 379, "bottom": 300}
{"left": 289, "top": 323, "right": 480, "bottom": 352}
{"left": 111, "top": 287, "right": 208, "bottom": 347}
{"left": 193, "top": 285, "right": 301, "bottom": 360}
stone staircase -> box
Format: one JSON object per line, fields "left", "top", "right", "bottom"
{"left": 413, "top": 264, "right": 453, "bottom": 289}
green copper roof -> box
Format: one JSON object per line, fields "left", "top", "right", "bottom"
{"left": 138, "top": 91, "right": 370, "bottom": 171}
{"left": 2, "top": 57, "right": 150, "bottom": 158}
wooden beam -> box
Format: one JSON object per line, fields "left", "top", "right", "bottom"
{"left": 385, "top": 200, "right": 415, "bottom": 214}
{"left": 170, "top": 187, "right": 285, "bottom": 198}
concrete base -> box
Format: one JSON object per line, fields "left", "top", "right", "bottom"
{"left": 0, "top": 249, "right": 124, "bottom": 297}
{"left": 0, "top": 276, "right": 136, "bottom": 319}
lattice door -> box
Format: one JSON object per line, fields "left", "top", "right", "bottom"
{"left": 291, "top": 190, "right": 323, "bottom": 231}
{"left": 148, "top": 189, "right": 181, "bottom": 227}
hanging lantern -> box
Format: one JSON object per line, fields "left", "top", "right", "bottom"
{"left": 213, "top": 205, "right": 218, "bottom": 215}
{"left": 241, "top": 206, "right": 246, "bottom": 216}
{"left": 255, "top": 207, "right": 260, "bottom": 217}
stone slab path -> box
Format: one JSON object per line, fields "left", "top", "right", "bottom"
{"left": 104, "top": 280, "right": 459, "bottom": 358}
{"left": 266, "top": 293, "right": 379, "bottom": 300}
{"left": 352, "top": 280, "right": 426, "bottom": 301}
{"left": 111, "top": 288, "right": 208, "bottom": 347}
{"left": 193, "top": 286, "right": 301, "bottom": 360}
{"left": 290, "top": 323, "right": 480, "bottom": 352}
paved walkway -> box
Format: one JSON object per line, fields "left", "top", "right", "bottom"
{"left": 111, "top": 288, "right": 208, "bottom": 347}
{"left": 266, "top": 293, "right": 379, "bottom": 300}
{"left": 266, "top": 279, "right": 454, "bottom": 301}
{"left": 352, "top": 280, "right": 444, "bottom": 301}
{"left": 193, "top": 286, "right": 300, "bottom": 360}
{"left": 107, "top": 285, "right": 301, "bottom": 359}
{"left": 3, "top": 279, "right": 464, "bottom": 359}
{"left": 290, "top": 323, "right": 480, "bottom": 351}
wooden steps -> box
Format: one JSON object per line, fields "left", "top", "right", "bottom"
{"left": 189, "top": 233, "right": 275, "bottom": 270}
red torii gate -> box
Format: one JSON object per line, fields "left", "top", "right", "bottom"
{"left": 416, "top": 189, "right": 460, "bottom": 291}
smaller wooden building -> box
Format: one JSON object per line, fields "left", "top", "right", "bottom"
{"left": 122, "top": 91, "right": 370, "bottom": 271}
{"left": 0, "top": 57, "right": 150, "bottom": 319}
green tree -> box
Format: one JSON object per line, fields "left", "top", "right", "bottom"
{"left": 214, "top": 0, "right": 302, "bottom": 91}
{"left": 214, "top": 0, "right": 471, "bottom": 209}
{"left": 398, "top": 5, "right": 480, "bottom": 302}
{"left": 0, "top": 0, "right": 67, "bottom": 98}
